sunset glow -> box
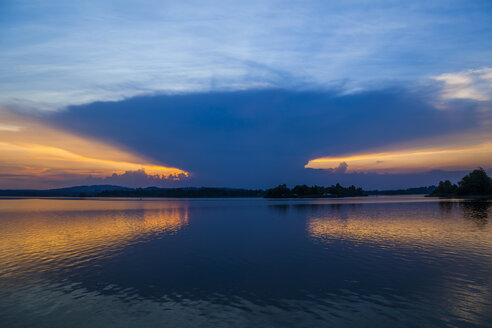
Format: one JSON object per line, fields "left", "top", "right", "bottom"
{"left": 0, "top": 112, "right": 188, "bottom": 188}
{"left": 1, "top": 2, "right": 492, "bottom": 327}
{"left": 306, "top": 140, "right": 492, "bottom": 173}
{"left": 0, "top": 1, "right": 491, "bottom": 188}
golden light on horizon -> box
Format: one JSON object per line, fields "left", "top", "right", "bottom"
{"left": 306, "top": 139, "right": 492, "bottom": 173}
{"left": 0, "top": 111, "right": 188, "bottom": 187}
{"left": 0, "top": 141, "right": 187, "bottom": 177}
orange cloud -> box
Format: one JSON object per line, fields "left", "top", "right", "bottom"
{"left": 0, "top": 111, "right": 188, "bottom": 188}
{"left": 306, "top": 133, "right": 492, "bottom": 173}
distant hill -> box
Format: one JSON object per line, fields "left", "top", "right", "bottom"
{"left": 0, "top": 184, "right": 440, "bottom": 198}
{"left": 53, "top": 185, "right": 133, "bottom": 193}
{"left": 0, "top": 185, "right": 132, "bottom": 197}
{"left": 97, "top": 187, "right": 264, "bottom": 198}
{"left": 0, "top": 185, "right": 263, "bottom": 198}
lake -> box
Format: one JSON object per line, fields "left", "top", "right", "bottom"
{"left": 0, "top": 196, "right": 491, "bottom": 327}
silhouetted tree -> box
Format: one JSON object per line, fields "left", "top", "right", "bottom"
{"left": 264, "top": 183, "right": 364, "bottom": 198}
{"left": 265, "top": 184, "right": 293, "bottom": 198}
{"left": 431, "top": 168, "right": 492, "bottom": 197}
{"left": 457, "top": 168, "right": 492, "bottom": 195}
{"left": 311, "top": 185, "right": 326, "bottom": 195}
{"left": 432, "top": 180, "right": 458, "bottom": 196}
{"left": 292, "top": 184, "right": 311, "bottom": 196}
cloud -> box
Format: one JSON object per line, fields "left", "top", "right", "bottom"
{"left": 40, "top": 87, "right": 490, "bottom": 189}
{"left": 1, "top": 3, "right": 490, "bottom": 189}
{"left": 434, "top": 67, "right": 492, "bottom": 102}
{"left": 306, "top": 133, "right": 492, "bottom": 173}
{"left": 324, "top": 162, "right": 348, "bottom": 174}
{"left": 84, "top": 169, "right": 189, "bottom": 188}
{"left": 0, "top": 123, "right": 20, "bottom": 132}
{"left": 1, "top": 1, "right": 491, "bottom": 110}
{"left": 0, "top": 111, "right": 188, "bottom": 188}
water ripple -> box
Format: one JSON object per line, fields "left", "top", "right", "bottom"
{"left": 0, "top": 197, "right": 491, "bottom": 327}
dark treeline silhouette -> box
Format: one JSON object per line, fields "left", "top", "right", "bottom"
{"left": 4, "top": 170, "right": 490, "bottom": 199}
{"left": 0, "top": 185, "right": 130, "bottom": 197}
{"left": 430, "top": 168, "right": 492, "bottom": 197}
{"left": 264, "top": 183, "right": 364, "bottom": 198}
{"left": 98, "top": 187, "right": 263, "bottom": 198}
{"left": 366, "top": 186, "right": 436, "bottom": 195}
{"left": 0, "top": 185, "right": 263, "bottom": 198}
{"left": 0, "top": 184, "right": 441, "bottom": 198}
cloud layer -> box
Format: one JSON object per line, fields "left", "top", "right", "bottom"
{"left": 40, "top": 87, "right": 490, "bottom": 188}
{"left": 1, "top": 1, "right": 491, "bottom": 110}
{"left": 0, "top": 2, "right": 491, "bottom": 189}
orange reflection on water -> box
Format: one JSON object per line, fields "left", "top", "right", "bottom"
{"left": 0, "top": 199, "right": 189, "bottom": 278}
{"left": 307, "top": 203, "right": 492, "bottom": 252}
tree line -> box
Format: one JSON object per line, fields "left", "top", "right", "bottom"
{"left": 431, "top": 168, "right": 492, "bottom": 197}
{"left": 264, "top": 183, "right": 364, "bottom": 198}
{"left": 1, "top": 168, "right": 489, "bottom": 198}
{"left": 97, "top": 187, "right": 264, "bottom": 198}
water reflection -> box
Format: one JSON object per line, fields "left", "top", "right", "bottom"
{"left": 461, "top": 201, "right": 490, "bottom": 228}
{"left": 268, "top": 204, "right": 290, "bottom": 215}
{"left": 0, "top": 201, "right": 188, "bottom": 280}
{"left": 0, "top": 197, "right": 491, "bottom": 328}
{"left": 307, "top": 201, "right": 491, "bottom": 252}
{"left": 438, "top": 200, "right": 454, "bottom": 215}
{"left": 305, "top": 200, "right": 492, "bottom": 327}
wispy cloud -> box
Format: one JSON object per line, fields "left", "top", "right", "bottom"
{"left": 434, "top": 67, "right": 492, "bottom": 102}
{"left": 0, "top": 123, "right": 20, "bottom": 132}
{"left": 1, "top": 1, "right": 491, "bottom": 110}
{"left": 1, "top": 2, "right": 491, "bottom": 189}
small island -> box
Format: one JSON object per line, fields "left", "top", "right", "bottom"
{"left": 430, "top": 168, "right": 492, "bottom": 199}
{"left": 264, "top": 183, "right": 365, "bottom": 198}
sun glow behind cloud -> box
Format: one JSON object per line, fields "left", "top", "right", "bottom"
{"left": 306, "top": 138, "right": 492, "bottom": 174}
{"left": 0, "top": 112, "right": 188, "bottom": 188}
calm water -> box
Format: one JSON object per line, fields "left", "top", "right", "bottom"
{"left": 0, "top": 196, "right": 491, "bottom": 328}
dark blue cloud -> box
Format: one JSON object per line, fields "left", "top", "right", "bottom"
{"left": 45, "top": 88, "right": 483, "bottom": 188}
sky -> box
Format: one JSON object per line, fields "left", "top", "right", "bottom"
{"left": 0, "top": 0, "right": 491, "bottom": 189}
